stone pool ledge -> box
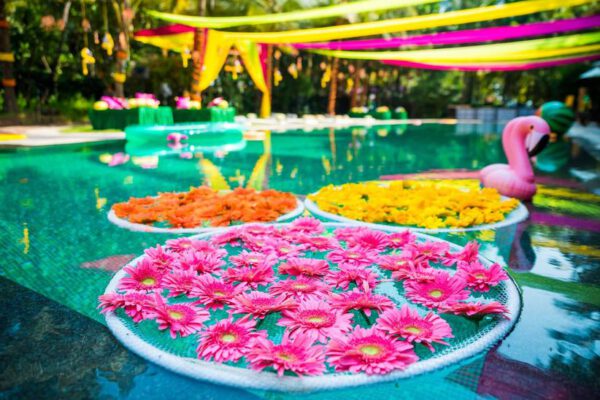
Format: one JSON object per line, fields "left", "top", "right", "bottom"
{"left": 0, "top": 125, "right": 125, "bottom": 147}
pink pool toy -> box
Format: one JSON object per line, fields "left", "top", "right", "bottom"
{"left": 480, "top": 116, "right": 550, "bottom": 201}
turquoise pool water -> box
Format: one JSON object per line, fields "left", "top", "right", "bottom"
{"left": 1, "top": 123, "right": 599, "bottom": 399}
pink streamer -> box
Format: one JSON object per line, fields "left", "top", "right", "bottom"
{"left": 135, "top": 24, "right": 195, "bottom": 37}
{"left": 295, "top": 15, "right": 600, "bottom": 50}
{"left": 382, "top": 54, "right": 600, "bottom": 71}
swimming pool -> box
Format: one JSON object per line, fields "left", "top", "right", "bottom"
{"left": 1, "top": 123, "right": 599, "bottom": 399}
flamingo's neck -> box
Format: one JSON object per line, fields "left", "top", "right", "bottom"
{"left": 503, "top": 123, "right": 534, "bottom": 181}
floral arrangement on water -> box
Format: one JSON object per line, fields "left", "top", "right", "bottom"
{"left": 308, "top": 181, "right": 520, "bottom": 229}
{"left": 99, "top": 218, "right": 509, "bottom": 377}
{"left": 111, "top": 186, "right": 298, "bottom": 228}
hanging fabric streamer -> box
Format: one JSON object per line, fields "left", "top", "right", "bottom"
{"left": 181, "top": 47, "right": 192, "bottom": 68}
{"left": 80, "top": 48, "right": 95, "bottom": 76}
{"left": 149, "top": 0, "right": 439, "bottom": 28}
{"left": 102, "top": 32, "right": 114, "bottom": 56}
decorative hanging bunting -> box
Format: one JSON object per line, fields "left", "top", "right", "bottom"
{"left": 224, "top": 59, "right": 244, "bottom": 79}
{"left": 287, "top": 63, "right": 298, "bottom": 79}
{"left": 102, "top": 32, "right": 114, "bottom": 56}
{"left": 273, "top": 67, "right": 283, "bottom": 86}
{"left": 181, "top": 47, "right": 192, "bottom": 68}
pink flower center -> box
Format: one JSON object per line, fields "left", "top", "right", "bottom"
{"left": 141, "top": 277, "right": 156, "bottom": 286}
{"left": 429, "top": 289, "right": 444, "bottom": 298}
{"left": 168, "top": 310, "right": 184, "bottom": 320}
{"left": 358, "top": 344, "right": 383, "bottom": 357}
{"left": 220, "top": 332, "right": 237, "bottom": 343}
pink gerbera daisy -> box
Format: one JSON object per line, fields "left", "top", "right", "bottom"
{"left": 440, "top": 301, "right": 509, "bottom": 319}
{"left": 404, "top": 271, "right": 470, "bottom": 309}
{"left": 278, "top": 299, "right": 353, "bottom": 343}
{"left": 350, "top": 230, "right": 390, "bottom": 251}
{"left": 246, "top": 331, "right": 326, "bottom": 377}
{"left": 327, "top": 247, "right": 378, "bottom": 268}
{"left": 210, "top": 227, "right": 244, "bottom": 247}
{"left": 406, "top": 241, "right": 450, "bottom": 263}
{"left": 329, "top": 289, "right": 395, "bottom": 317}
{"left": 387, "top": 230, "right": 417, "bottom": 249}
{"left": 442, "top": 241, "right": 480, "bottom": 266}
{"left": 327, "top": 264, "right": 380, "bottom": 291}
{"left": 229, "top": 291, "right": 297, "bottom": 318}
{"left": 269, "top": 276, "right": 331, "bottom": 301}
{"left": 144, "top": 245, "right": 174, "bottom": 271}
{"left": 288, "top": 216, "right": 324, "bottom": 235}
{"left": 149, "top": 294, "right": 209, "bottom": 338}
{"left": 98, "top": 292, "right": 155, "bottom": 323}
{"left": 296, "top": 235, "right": 340, "bottom": 252}
{"left": 455, "top": 261, "right": 508, "bottom": 292}
{"left": 326, "top": 327, "right": 418, "bottom": 375}
{"left": 377, "top": 305, "right": 453, "bottom": 351}
{"left": 222, "top": 263, "right": 275, "bottom": 289}
{"left": 333, "top": 226, "right": 373, "bottom": 243}
{"left": 162, "top": 269, "right": 200, "bottom": 297}
{"left": 278, "top": 257, "right": 330, "bottom": 277}
{"left": 262, "top": 238, "right": 304, "bottom": 259}
{"left": 165, "top": 238, "right": 198, "bottom": 253}
{"left": 118, "top": 258, "right": 165, "bottom": 292}
{"left": 391, "top": 261, "right": 437, "bottom": 282}
{"left": 190, "top": 274, "right": 240, "bottom": 309}
{"left": 240, "top": 234, "right": 270, "bottom": 252}
{"left": 174, "top": 251, "right": 225, "bottom": 274}
{"left": 229, "top": 251, "right": 277, "bottom": 268}
{"left": 196, "top": 317, "right": 266, "bottom": 362}
{"left": 239, "top": 224, "right": 276, "bottom": 237}
{"left": 378, "top": 254, "right": 416, "bottom": 272}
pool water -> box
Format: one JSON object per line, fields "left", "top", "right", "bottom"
{"left": 1, "top": 123, "right": 599, "bottom": 399}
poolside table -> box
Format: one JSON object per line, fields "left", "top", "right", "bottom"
{"left": 88, "top": 106, "right": 174, "bottom": 130}
{"left": 172, "top": 107, "right": 236, "bottom": 123}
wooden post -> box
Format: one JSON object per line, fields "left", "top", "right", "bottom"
{"left": 0, "top": 0, "right": 16, "bottom": 112}
{"left": 191, "top": 0, "right": 206, "bottom": 101}
{"left": 327, "top": 57, "right": 339, "bottom": 116}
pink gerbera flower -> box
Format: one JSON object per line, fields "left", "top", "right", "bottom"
{"left": 296, "top": 235, "right": 340, "bottom": 252}
{"left": 278, "top": 257, "right": 330, "bottom": 277}
{"left": 327, "top": 247, "right": 378, "bottom": 268}
{"left": 378, "top": 254, "right": 415, "bottom": 272}
{"left": 162, "top": 269, "right": 200, "bottom": 297}
{"left": 455, "top": 261, "right": 508, "bottom": 292}
{"left": 174, "top": 251, "right": 225, "bottom": 274}
{"left": 229, "top": 251, "right": 277, "bottom": 268}
{"left": 350, "top": 230, "right": 390, "bottom": 251}
{"left": 326, "top": 327, "right": 418, "bottom": 375}
{"left": 98, "top": 292, "right": 155, "bottom": 323}
{"left": 440, "top": 301, "right": 509, "bottom": 319}
{"left": 442, "top": 241, "right": 480, "bottom": 266}
{"left": 165, "top": 238, "right": 198, "bottom": 253}
{"left": 222, "top": 263, "right": 274, "bottom": 289}
{"left": 196, "top": 317, "right": 266, "bottom": 363}
{"left": 240, "top": 234, "right": 270, "bottom": 252}
{"left": 262, "top": 238, "right": 304, "bottom": 259}
{"left": 210, "top": 227, "right": 243, "bottom": 247}
{"left": 144, "top": 245, "right": 174, "bottom": 271}
{"left": 269, "top": 276, "right": 331, "bottom": 301}
{"left": 391, "top": 261, "right": 437, "bottom": 282}
{"left": 229, "top": 291, "right": 297, "bottom": 318}
{"left": 334, "top": 226, "right": 373, "bottom": 243}
{"left": 327, "top": 264, "right": 379, "bottom": 291}
{"left": 387, "top": 230, "right": 417, "bottom": 249}
{"left": 288, "top": 216, "right": 324, "bottom": 234}
{"left": 118, "top": 258, "right": 165, "bottom": 292}
{"left": 329, "top": 289, "right": 395, "bottom": 317}
{"left": 404, "top": 271, "right": 470, "bottom": 309}
{"left": 149, "top": 294, "right": 209, "bottom": 338}
{"left": 190, "top": 275, "right": 240, "bottom": 309}
{"left": 278, "top": 299, "right": 353, "bottom": 343}
{"left": 239, "top": 224, "right": 276, "bottom": 237}
{"left": 406, "top": 241, "right": 450, "bottom": 263}
{"left": 377, "top": 305, "right": 453, "bottom": 351}
{"left": 246, "top": 331, "right": 326, "bottom": 377}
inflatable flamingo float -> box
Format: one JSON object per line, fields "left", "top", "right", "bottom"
{"left": 481, "top": 116, "right": 550, "bottom": 201}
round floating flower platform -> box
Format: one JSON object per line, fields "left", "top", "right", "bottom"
{"left": 100, "top": 221, "right": 520, "bottom": 392}
{"left": 107, "top": 187, "right": 305, "bottom": 233}
{"left": 305, "top": 181, "right": 529, "bottom": 233}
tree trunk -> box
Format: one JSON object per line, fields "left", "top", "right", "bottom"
{"left": 190, "top": 0, "right": 207, "bottom": 101}
{"left": 350, "top": 61, "right": 361, "bottom": 108}
{"left": 0, "top": 0, "right": 16, "bottom": 112}
{"left": 327, "top": 57, "right": 339, "bottom": 116}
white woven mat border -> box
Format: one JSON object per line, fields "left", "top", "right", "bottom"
{"left": 103, "top": 222, "right": 521, "bottom": 392}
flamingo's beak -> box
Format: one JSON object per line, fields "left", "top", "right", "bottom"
{"left": 526, "top": 130, "right": 549, "bottom": 157}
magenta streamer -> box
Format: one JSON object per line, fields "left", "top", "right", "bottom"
{"left": 135, "top": 24, "right": 195, "bottom": 37}
{"left": 295, "top": 15, "right": 600, "bottom": 50}
{"left": 381, "top": 54, "right": 600, "bottom": 71}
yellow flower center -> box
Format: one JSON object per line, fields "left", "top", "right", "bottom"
{"left": 474, "top": 273, "right": 486, "bottom": 279}
{"left": 405, "top": 326, "right": 422, "bottom": 334}
{"left": 277, "top": 352, "right": 295, "bottom": 361}
{"left": 359, "top": 344, "right": 382, "bottom": 356}
{"left": 168, "top": 310, "right": 184, "bottom": 320}
{"left": 292, "top": 283, "right": 309, "bottom": 290}
{"left": 221, "top": 333, "right": 237, "bottom": 343}
{"left": 141, "top": 277, "right": 156, "bottom": 286}
{"left": 307, "top": 316, "right": 325, "bottom": 324}
{"left": 429, "top": 289, "right": 443, "bottom": 298}
{"left": 213, "top": 291, "right": 225, "bottom": 297}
